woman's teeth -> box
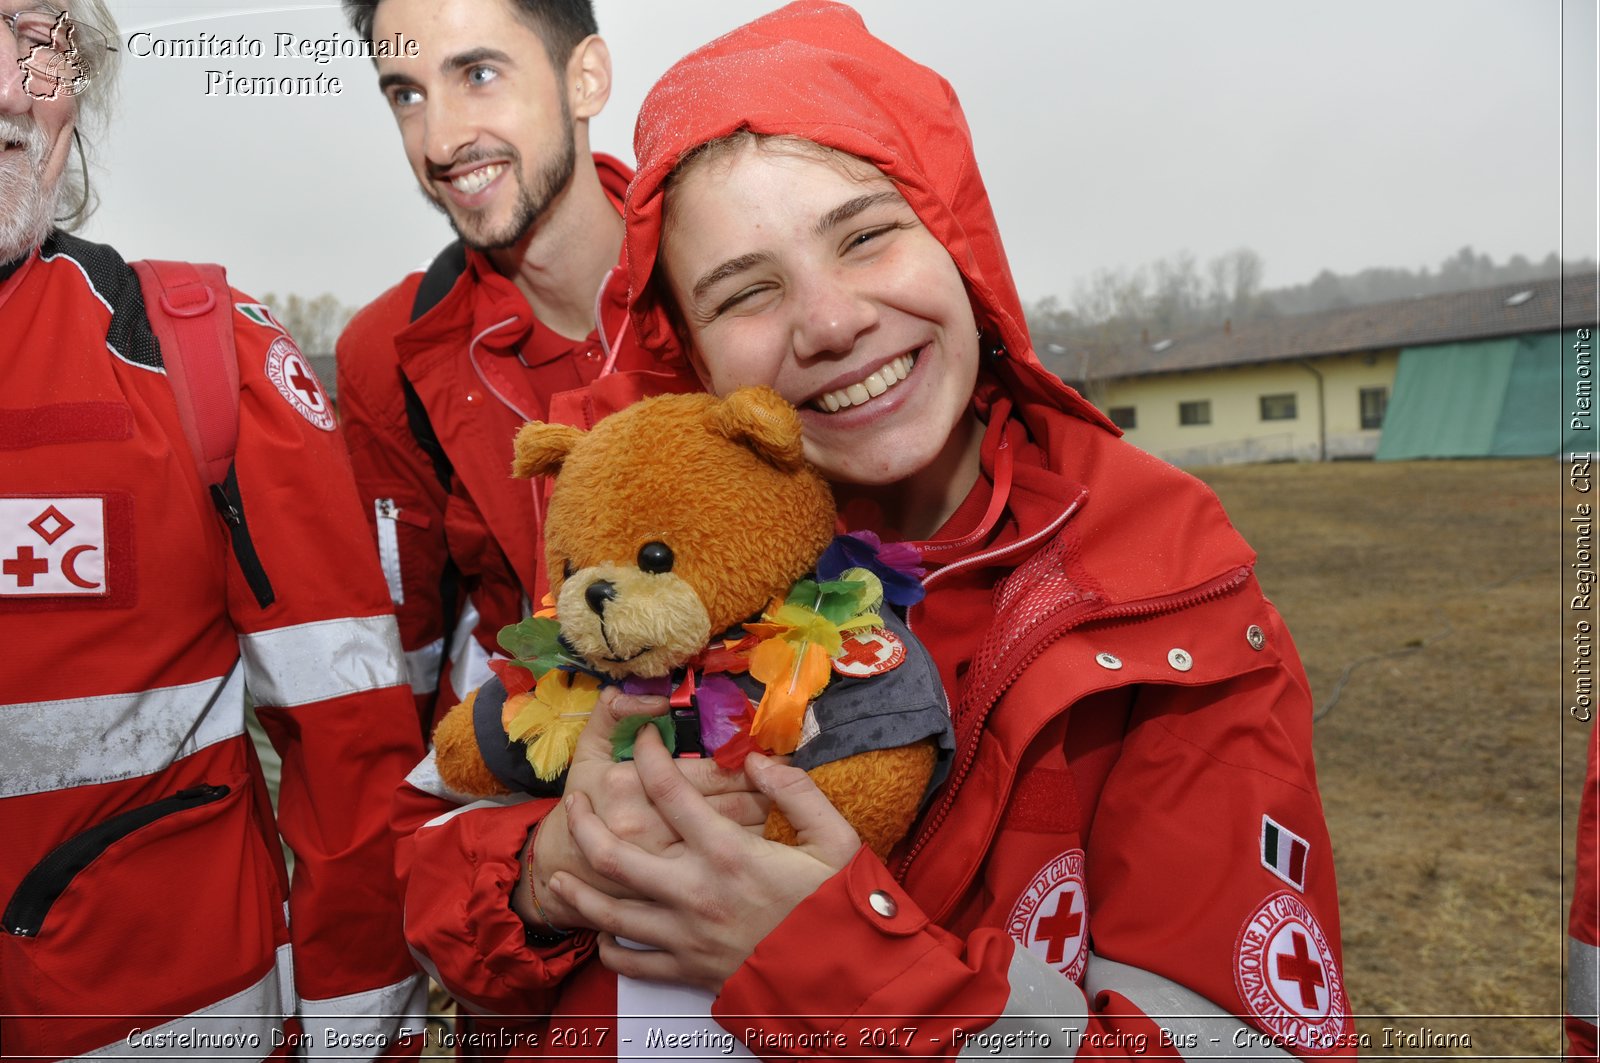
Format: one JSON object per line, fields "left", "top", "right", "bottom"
{"left": 815, "top": 353, "right": 915, "bottom": 413}
{"left": 451, "top": 163, "right": 506, "bottom": 195}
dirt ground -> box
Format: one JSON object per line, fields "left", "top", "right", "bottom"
{"left": 1194, "top": 457, "right": 1582, "bottom": 1058}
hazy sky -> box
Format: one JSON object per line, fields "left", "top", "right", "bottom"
{"left": 83, "top": 1, "right": 1598, "bottom": 313}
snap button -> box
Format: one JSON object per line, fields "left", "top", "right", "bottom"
{"left": 1246, "top": 625, "right": 1266, "bottom": 651}
{"left": 1095, "top": 652, "right": 1123, "bottom": 670}
{"left": 1167, "top": 648, "right": 1193, "bottom": 672}
{"left": 465, "top": 391, "right": 482, "bottom": 405}
{"left": 869, "top": 890, "right": 898, "bottom": 919}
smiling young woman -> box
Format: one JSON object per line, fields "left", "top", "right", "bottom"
{"left": 391, "top": 3, "right": 1355, "bottom": 1058}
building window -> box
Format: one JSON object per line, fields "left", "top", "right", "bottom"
{"left": 1259, "top": 393, "right": 1298, "bottom": 421}
{"left": 1108, "top": 406, "right": 1137, "bottom": 429}
{"left": 1360, "top": 386, "right": 1389, "bottom": 430}
{"left": 1178, "top": 400, "right": 1211, "bottom": 426}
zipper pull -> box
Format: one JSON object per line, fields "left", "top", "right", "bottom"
{"left": 209, "top": 484, "right": 242, "bottom": 527}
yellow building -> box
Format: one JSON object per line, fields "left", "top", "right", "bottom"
{"left": 1057, "top": 274, "right": 1595, "bottom": 466}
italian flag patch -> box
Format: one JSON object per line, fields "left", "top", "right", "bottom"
{"left": 1261, "top": 815, "right": 1309, "bottom": 892}
{"left": 235, "top": 302, "right": 286, "bottom": 334}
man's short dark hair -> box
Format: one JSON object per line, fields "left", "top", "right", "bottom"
{"left": 342, "top": 0, "right": 598, "bottom": 70}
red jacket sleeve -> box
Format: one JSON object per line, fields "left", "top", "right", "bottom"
{"left": 715, "top": 596, "right": 1351, "bottom": 1060}
{"left": 226, "top": 302, "right": 427, "bottom": 1059}
{"left": 391, "top": 754, "right": 599, "bottom": 1014}
{"left": 336, "top": 283, "right": 453, "bottom": 734}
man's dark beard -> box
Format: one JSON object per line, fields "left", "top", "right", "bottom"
{"left": 424, "top": 86, "right": 579, "bottom": 254}
{"left": 457, "top": 127, "right": 576, "bottom": 252}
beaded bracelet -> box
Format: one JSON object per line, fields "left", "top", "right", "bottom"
{"left": 524, "top": 817, "right": 573, "bottom": 945}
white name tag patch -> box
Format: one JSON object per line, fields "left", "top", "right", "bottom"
{"left": 1, "top": 497, "right": 108, "bottom": 597}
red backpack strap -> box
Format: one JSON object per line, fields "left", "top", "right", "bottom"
{"left": 132, "top": 260, "right": 239, "bottom": 487}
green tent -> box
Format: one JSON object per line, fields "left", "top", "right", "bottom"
{"left": 1376, "top": 331, "right": 1587, "bottom": 459}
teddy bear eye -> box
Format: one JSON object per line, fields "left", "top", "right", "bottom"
{"left": 637, "top": 541, "right": 674, "bottom": 574}
{"left": 562, "top": 559, "right": 575, "bottom": 580}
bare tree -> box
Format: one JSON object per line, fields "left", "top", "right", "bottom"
{"left": 261, "top": 292, "right": 354, "bottom": 356}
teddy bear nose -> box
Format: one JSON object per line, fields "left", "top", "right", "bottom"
{"left": 584, "top": 579, "right": 618, "bottom": 615}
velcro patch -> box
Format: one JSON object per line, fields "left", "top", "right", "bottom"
{"left": 1261, "top": 814, "right": 1310, "bottom": 892}
{"left": 2, "top": 496, "right": 109, "bottom": 598}
{"left": 264, "top": 335, "right": 335, "bottom": 432}
{"left": 832, "top": 627, "right": 907, "bottom": 678}
{"left": 234, "top": 302, "right": 286, "bottom": 334}
{"left": 1007, "top": 848, "right": 1089, "bottom": 982}
{"left": 1234, "top": 891, "right": 1351, "bottom": 1053}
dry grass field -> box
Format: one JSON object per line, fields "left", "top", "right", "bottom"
{"left": 1194, "top": 457, "right": 1580, "bottom": 1058}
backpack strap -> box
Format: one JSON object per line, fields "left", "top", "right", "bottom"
{"left": 134, "top": 259, "right": 275, "bottom": 608}
{"left": 411, "top": 240, "right": 467, "bottom": 323}
{"left": 133, "top": 260, "right": 239, "bottom": 488}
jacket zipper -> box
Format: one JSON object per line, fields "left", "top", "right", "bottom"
{"left": 374, "top": 498, "right": 421, "bottom": 606}
{"left": 895, "top": 564, "right": 1254, "bottom": 883}
{"left": 4, "top": 785, "right": 231, "bottom": 938}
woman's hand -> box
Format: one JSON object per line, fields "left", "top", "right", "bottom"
{"left": 515, "top": 687, "right": 772, "bottom": 931}
{"left": 548, "top": 724, "right": 863, "bottom": 991}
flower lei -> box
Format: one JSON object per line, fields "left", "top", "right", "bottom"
{"left": 487, "top": 532, "right": 926, "bottom": 781}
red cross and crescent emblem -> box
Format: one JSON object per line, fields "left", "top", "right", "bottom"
{"left": 1234, "top": 891, "right": 1351, "bottom": 1052}
{"left": 1, "top": 497, "right": 106, "bottom": 598}
{"left": 264, "top": 335, "right": 335, "bottom": 432}
{"left": 831, "top": 627, "right": 907, "bottom": 678}
{"left": 1007, "top": 848, "right": 1089, "bottom": 982}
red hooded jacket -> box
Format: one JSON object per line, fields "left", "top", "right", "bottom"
{"left": 393, "top": 4, "right": 1353, "bottom": 1058}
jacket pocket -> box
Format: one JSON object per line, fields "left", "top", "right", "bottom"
{"left": 0, "top": 775, "right": 285, "bottom": 1060}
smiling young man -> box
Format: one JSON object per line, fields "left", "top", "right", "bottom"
{"left": 336, "top": 0, "right": 678, "bottom": 736}
{"left": 2, "top": 1, "right": 425, "bottom": 1057}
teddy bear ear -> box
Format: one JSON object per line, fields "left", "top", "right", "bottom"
{"left": 511, "top": 421, "right": 585, "bottom": 479}
{"left": 710, "top": 386, "right": 806, "bottom": 470}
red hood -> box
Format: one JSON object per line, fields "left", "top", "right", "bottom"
{"left": 624, "top": 0, "right": 1115, "bottom": 435}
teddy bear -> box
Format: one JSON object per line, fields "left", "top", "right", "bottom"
{"left": 431, "top": 386, "right": 951, "bottom": 860}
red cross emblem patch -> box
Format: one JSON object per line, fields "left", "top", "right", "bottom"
{"left": 1234, "top": 891, "right": 1351, "bottom": 1052}
{"left": 264, "top": 335, "right": 335, "bottom": 431}
{"left": 1007, "top": 848, "right": 1089, "bottom": 982}
{"left": 831, "top": 627, "right": 907, "bottom": 678}
{"left": 1, "top": 497, "right": 107, "bottom": 597}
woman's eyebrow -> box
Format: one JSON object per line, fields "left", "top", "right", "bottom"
{"left": 812, "top": 191, "right": 904, "bottom": 237}
{"left": 692, "top": 252, "right": 772, "bottom": 303}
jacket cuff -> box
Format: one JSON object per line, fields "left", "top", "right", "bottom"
{"left": 407, "top": 799, "right": 595, "bottom": 1009}
{"left": 713, "top": 847, "right": 939, "bottom": 1039}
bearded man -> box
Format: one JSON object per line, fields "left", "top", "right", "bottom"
{"left": 0, "top": 4, "right": 426, "bottom": 1057}
{"left": 335, "top": 0, "right": 683, "bottom": 736}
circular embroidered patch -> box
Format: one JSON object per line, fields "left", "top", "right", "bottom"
{"left": 1006, "top": 848, "right": 1089, "bottom": 982}
{"left": 265, "top": 335, "right": 335, "bottom": 432}
{"left": 831, "top": 627, "right": 907, "bottom": 678}
{"left": 1234, "top": 891, "right": 1350, "bottom": 1052}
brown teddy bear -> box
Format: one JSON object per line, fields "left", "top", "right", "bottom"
{"left": 431, "top": 386, "right": 951, "bottom": 859}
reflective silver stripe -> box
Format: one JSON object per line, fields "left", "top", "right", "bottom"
{"left": 375, "top": 499, "right": 405, "bottom": 606}
{"left": 1084, "top": 954, "right": 1294, "bottom": 1060}
{"left": 447, "top": 597, "right": 496, "bottom": 702}
{"left": 405, "top": 637, "right": 444, "bottom": 696}
{"left": 276, "top": 939, "right": 299, "bottom": 1017}
{"left": 1, "top": 670, "right": 245, "bottom": 798}
{"left": 78, "top": 957, "right": 287, "bottom": 1060}
{"left": 301, "top": 973, "right": 430, "bottom": 1063}
{"left": 956, "top": 945, "right": 1085, "bottom": 1059}
{"left": 1572, "top": 936, "right": 1600, "bottom": 1024}
{"left": 240, "top": 615, "right": 405, "bottom": 708}
{"left": 419, "top": 790, "right": 536, "bottom": 830}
